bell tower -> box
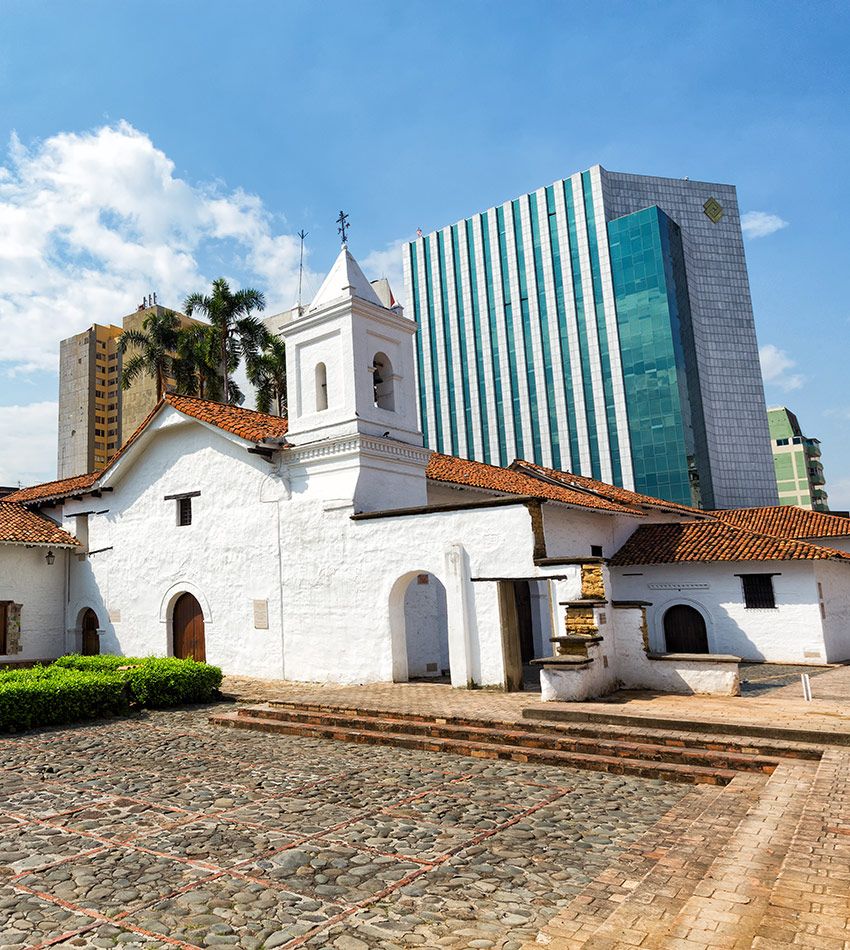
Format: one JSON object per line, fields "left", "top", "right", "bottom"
{"left": 279, "top": 243, "right": 431, "bottom": 511}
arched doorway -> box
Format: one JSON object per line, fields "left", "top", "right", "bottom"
{"left": 663, "top": 604, "right": 709, "bottom": 653}
{"left": 173, "top": 593, "right": 205, "bottom": 661}
{"left": 402, "top": 573, "right": 449, "bottom": 680}
{"left": 81, "top": 609, "right": 100, "bottom": 656}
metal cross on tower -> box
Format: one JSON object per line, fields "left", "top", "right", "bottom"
{"left": 336, "top": 210, "right": 350, "bottom": 245}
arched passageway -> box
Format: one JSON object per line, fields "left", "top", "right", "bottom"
{"left": 173, "top": 592, "right": 206, "bottom": 661}
{"left": 663, "top": 604, "right": 709, "bottom": 653}
{"left": 81, "top": 608, "right": 100, "bottom": 656}
{"left": 402, "top": 573, "right": 449, "bottom": 680}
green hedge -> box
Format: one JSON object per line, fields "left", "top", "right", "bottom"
{"left": 0, "top": 655, "right": 223, "bottom": 731}
{"left": 0, "top": 666, "right": 129, "bottom": 731}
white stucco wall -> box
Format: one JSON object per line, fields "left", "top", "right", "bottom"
{"left": 815, "top": 561, "right": 850, "bottom": 662}
{"left": 0, "top": 546, "right": 67, "bottom": 661}
{"left": 612, "top": 561, "right": 828, "bottom": 664}
{"left": 64, "top": 413, "right": 285, "bottom": 677}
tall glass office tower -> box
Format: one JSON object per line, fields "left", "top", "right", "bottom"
{"left": 404, "top": 166, "right": 778, "bottom": 509}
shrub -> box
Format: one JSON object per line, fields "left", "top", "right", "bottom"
{"left": 0, "top": 666, "right": 129, "bottom": 731}
{"left": 124, "top": 658, "right": 223, "bottom": 707}
{"left": 0, "top": 656, "right": 223, "bottom": 731}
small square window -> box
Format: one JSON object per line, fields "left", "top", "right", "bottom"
{"left": 177, "top": 497, "right": 192, "bottom": 526}
{"left": 741, "top": 574, "right": 775, "bottom": 609}
{"left": 591, "top": 545, "right": 603, "bottom": 558}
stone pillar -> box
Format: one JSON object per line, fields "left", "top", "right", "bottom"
{"left": 444, "top": 543, "right": 474, "bottom": 688}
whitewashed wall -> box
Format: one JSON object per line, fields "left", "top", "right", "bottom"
{"left": 815, "top": 561, "right": 850, "bottom": 662}
{"left": 64, "top": 413, "right": 285, "bottom": 678}
{"left": 0, "top": 546, "right": 67, "bottom": 661}
{"left": 612, "top": 561, "right": 828, "bottom": 663}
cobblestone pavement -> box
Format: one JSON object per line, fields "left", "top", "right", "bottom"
{"left": 739, "top": 663, "right": 833, "bottom": 696}
{"left": 0, "top": 704, "right": 698, "bottom": 949}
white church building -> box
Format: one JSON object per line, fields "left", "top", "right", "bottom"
{"left": 3, "top": 246, "right": 850, "bottom": 701}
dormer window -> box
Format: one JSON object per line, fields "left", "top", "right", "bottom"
{"left": 372, "top": 352, "right": 395, "bottom": 411}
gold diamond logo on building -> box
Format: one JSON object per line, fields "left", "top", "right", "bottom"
{"left": 703, "top": 197, "right": 724, "bottom": 223}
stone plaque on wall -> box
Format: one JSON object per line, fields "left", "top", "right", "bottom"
{"left": 253, "top": 599, "right": 269, "bottom": 630}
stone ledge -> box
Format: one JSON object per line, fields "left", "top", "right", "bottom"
{"left": 530, "top": 656, "right": 594, "bottom": 669}
{"left": 559, "top": 599, "right": 608, "bottom": 607}
{"left": 611, "top": 600, "right": 653, "bottom": 608}
{"left": 647, "top": 652, "right": 742, "bottom": 664}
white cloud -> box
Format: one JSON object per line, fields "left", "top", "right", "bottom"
{"left": 0, "top": 121, "right": 320, "bottom": 374}
{"left": 361, "top": 238, "right": 411, "bottom": 312}
{"left": 0, "top": 402, "right": 57, "bottom": 486}
{"left": 759, "top": 343, "right": 805, "bottom": 391}
{"left": 741, "top": 211, "right": 789, "bottom": 239}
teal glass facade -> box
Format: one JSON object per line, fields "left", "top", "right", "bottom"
{"left": 608, "top": 206, "right": 702, "bottom": 506}
{"left": 404, "top": 166, "right": 754, "bottom": 509}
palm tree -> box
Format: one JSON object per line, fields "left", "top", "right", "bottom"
{"left": 183, "top": 278, "right": 268, "bottom": 404}
{"left": 119, "top": 309, "right": 181, "bottom": 400}
{"left": 174, "top": 324, "right": 218, "bottom": 400}
{"left": 247, "top": 335, "right": 288, "bottom": 416}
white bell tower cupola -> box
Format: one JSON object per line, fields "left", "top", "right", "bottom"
{"left": 282, "top": 245, "right": 422, "bottom": 447}
{"left": 279, "top": 243, "right": 431, "bottom": 511}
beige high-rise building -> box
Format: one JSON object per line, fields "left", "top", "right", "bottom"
{"left": 57, "top": 303, "right": 202, "bottom": 478}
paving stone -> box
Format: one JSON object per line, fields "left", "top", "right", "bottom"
{"left": 0, "top": 884, "right": 97, "bottom": 948}
{"left": 0, "top": 823, "right": 102, "bottom": 876}
{"left": 52, "top": 798, "right": 191, "bottom": 842}
{"left": 52, "top": 923, "right": 171, "bottom": 947}
{"left": 131, "top": 818, "right": 296, "bottom": 868}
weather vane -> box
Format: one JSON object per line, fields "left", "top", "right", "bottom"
{"left": 336, "top": 210, "right": 350, "bottom": 246}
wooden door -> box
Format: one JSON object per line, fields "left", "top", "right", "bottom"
{"left": 81, "top": 609, "right": 100, "bottom": 656}
{"left": 663, "top": 604, "right": 709, "bottom": 653}
{"left": 173, "top": 593, "right": 205, "bottom": 661}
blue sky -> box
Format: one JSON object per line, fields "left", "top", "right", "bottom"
{"left": 0, "top": 0, "right": 848, "bottom": 504}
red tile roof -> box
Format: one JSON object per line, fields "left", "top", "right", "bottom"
{"left": 425, "top": 453, "right": 644, "bottom": 515}
{"left": 610, "top": 520, "right": 850, "bottom": 567}
{"left": 715, "top": 506, "right": 850, "bottom": 540}
{"left": 163, "top": 394, "right": 289, "bottom": 443}
{"left": 4, "top": 472, "right": 100, "bottom": 504}
{"left": 510, "top": 459, "right": 704, "bottom": 516}
{"left": 7, "top": 395, "right": 288, "bottom": 505}
{"left": 0, "top": 502, "right": 79, "bottom": 547}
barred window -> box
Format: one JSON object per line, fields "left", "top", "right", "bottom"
{"left": 741, "top": 574, "right": 776, "bottom": 609}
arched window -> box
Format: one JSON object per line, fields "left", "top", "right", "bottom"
{"left": 372, "top": 352, "right": 395, "bottom": 411}
{"left": 315, "top": 362, "right": 328, "bottom": 411}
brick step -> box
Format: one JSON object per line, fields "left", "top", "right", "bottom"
{"left": 257, "top": 700, "right": 821, "bottom": 761}
{"left": 210, "top": 710, "right": 740, "bottom": 785}
{"left": 232, "top": 704, "right": 784, "bottom": 774}
{"left": 523, "top": 703, "right": 850, "bottom": 747}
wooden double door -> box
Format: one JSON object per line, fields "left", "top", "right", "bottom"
{"left": 173, "top": 593, "right": 206, "bottom": 661}
{"left": 663, "top": 604, "right": 709, "bottom": 653}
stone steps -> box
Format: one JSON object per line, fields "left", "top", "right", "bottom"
{"left": 524, "top": 703, "right": 850, "bottom": 747}
{"left": 260, "top": 699, "right": 823, "bottom": 760}
{"left": 228, "top": 703, "right": 788, "bottom": 776}
{"left": 207, "top": 703, "right": 809, "bottom": 786}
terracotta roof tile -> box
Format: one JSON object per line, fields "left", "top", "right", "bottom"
{"left": 715, "top": 505, "right": 850, "bottom": 540}
{"left": 510, "top": 459, "right": 704, "bottom": 516}
{"left": 0, "top": 502, "right": 79, "bottom": 547}
{"left": 610, "top": 520, "right": 850, "bottom": 567}
{"left": 163, "top": 394, "right": 288, "bottom": 443}
{"left": 3, "top": 472, "right": 100, "bottom": 504}
{"left": 425, "top": 453, "right": 644, "bottom": 515}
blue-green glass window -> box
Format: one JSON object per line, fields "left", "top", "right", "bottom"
{"left": 449, "top": 225, "right": 474, "bottom": 457}
{"left": 407, "top": 242, "right": 429, "bottom": 446}
{"left": 526, "top": 194, "right": 561, "bottom": 469}
{"left": 463, "top": 219, "right": 491, "bottom": 463}
{"left": 562, "top": 180, "right": 601, "bottom": 479}
{"left": 435, "top": 231, "right": 459, "bottom": 457}
{"left": 580, "top": 171, "right": 622, "bottom": 485}
{"left": 608, "top": 206, "right": 693, "bottom": 505}
{"left": 480, "top": 213, "right": 508, "bottom": 465}
{"left": 421, "top": 238, "right": 444, "bottom": 451}
{"left": 510, "top": 198, "right": 542, "bottom": 463}
{"left": 494, "top": 205, "right": 525, "bottom": 460}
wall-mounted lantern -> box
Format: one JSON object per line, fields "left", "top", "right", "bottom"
{"left": 45, "top": 550, "right": 55, "bottom": 565}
